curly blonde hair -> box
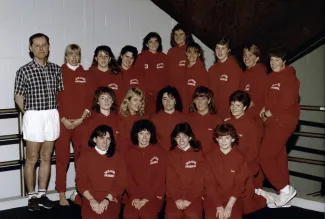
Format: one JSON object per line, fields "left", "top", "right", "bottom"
{"left": 120, "top": 88, "right": 146, "bottom": 117}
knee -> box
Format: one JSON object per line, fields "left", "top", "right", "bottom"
{"left": 25, "top": 155, "right": 39, "bottom": 166}
{"left": 40, "top": 153, "right": 52, "bottom": 163}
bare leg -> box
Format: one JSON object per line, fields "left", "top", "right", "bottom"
{"left": 25, "top": 141, "right": 42, "bottom": 193}
{"left": 38, "top": 141, "right": 55, "bottom": 190}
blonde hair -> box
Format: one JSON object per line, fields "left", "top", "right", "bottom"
{"left": 64, "top": 44, "right": 81, "bottom": 63}
{"left": 243, "top": 44, "right": 261, "bottom": 61}
{"left": 120, "top": 88, "right": 145, "bottom": 117}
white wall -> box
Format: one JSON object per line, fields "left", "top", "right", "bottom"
{"left": 0, "top": 0, "right": 214, "bottom": 200}
{"left": 288, "top": 45, "right": 325, "bottom": 195}
{"left": 0, "top": 0, "right": 323, "bottom": 203}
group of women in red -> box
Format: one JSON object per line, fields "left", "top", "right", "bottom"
{"left": 55, "top": 24, "right": 300, "bottom": 219}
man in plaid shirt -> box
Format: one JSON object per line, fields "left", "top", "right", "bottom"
{"left": 14, "top": 33, "right": 63, "bottom": 211}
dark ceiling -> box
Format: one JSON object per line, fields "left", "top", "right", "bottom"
{"left": 152, "top": 0, "right": 325, "bottom": 65}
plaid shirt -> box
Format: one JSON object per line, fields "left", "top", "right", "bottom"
{"left": 14, "top": 60, "right": 64, "bottom": 110}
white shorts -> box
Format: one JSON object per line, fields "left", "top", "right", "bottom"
{"left": 23, "top": 109, "right": 60, "bottom": 142}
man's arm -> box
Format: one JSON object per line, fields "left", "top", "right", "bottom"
{"left": 15, "top": 95, "right": 25, "bottom": 113}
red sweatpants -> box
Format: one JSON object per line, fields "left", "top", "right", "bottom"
{"left": 243, "top": 177, "right": 266, "bottom": 214}
{"left": 55, "top": 123, "right": 81, "bottom": 193}
{"left": 204, "top": 198, "right": 244, "bottom": 219}
{"left": 259, "top": 119, "right": 297, "bottom": 191}
{"left": 165, "top": 198, "right": 203, "bottom": 219}
{"left": 81, "top": 197, "right": 121, "bottom": 219}
{"left": 124, "top": 198, "right": 164, "bottom": 219}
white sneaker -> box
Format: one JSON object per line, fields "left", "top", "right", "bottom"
{"left": 69, "top": 190, "right": 78, "bottom": 203}
{"left": 275, "top": 185, "right": 297, "bottom": 207}
{"left": 259, "top": 189, "right": 276, "bottom": 205}
{"left": 268, "top": 201, "right": 292, "bottom": 208}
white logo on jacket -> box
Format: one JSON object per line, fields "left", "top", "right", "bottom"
{"left": 150, "top": 156, "right": 159, "bottom": 165}
{"left": 238, "top": 134, "right": 243, "bottom": 137}
{"left": 271, "top": 83, "right": 280, "bottom": 90}
{"left": 144, "top": 64, "right": 149, "bottom": 69}
{"left": 75, "top": 77, "right": 86, "bottom": 83}
{"left": 157, "top": 63, "right": 164, "bottom": 69}
{"left": 129, "top": 79, "right": 139, "bottom": 85}
{"left": 208, "top": 128, "right": 213, "bottom": 131}
{"left": 108, "top": 83, "right": 118, "bottom": 90}
{"left": 230, "top": 169, "right": 235, "bottom": 173}
{"left": 179, "top": 60, "right": 186, "bottom": 66}
{"left": 245, "top": 84, "right": 250, "bottom": 91}
{"left": 187, "top": 79, "right": 196, "bottom": 86}
{"left": 185, "top": 160, "right": 196, "bottom": 168}
{"left": 220, "top": 74, "right": 228, "bottom": 81}
{"left": 224, "top": 117, "right": 231, "bottom": 122}
{"left": 104, "top": 170, "right": 115, "bottom": 178}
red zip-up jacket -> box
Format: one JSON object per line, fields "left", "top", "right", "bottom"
{"left": 125, "top": 145, "right": 167, "bottom": 200}
{"left": 208, "top": 56, "right": 243, "bottom": 118}
{"left": 239, "top": 63, "right": 268, "bottom": 119}
{"left": 151, "top": 111, "right": 187, "bottom": 152}
{"left": 264, "top": 66, "right": 300, "bottom": 122}
{"left": 58, "top": 64, "right": 88, "bottom": 119}
{"left": 205, "top": 147, "right": 248, "bottom": 206}
{"left": 167, "top": 45, "right": 187, "bottom": 87}
{"left": 166, "top": 147, "right": 207, "bottom": 202}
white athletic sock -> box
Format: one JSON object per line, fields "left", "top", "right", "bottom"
{"left": 28, "top": 192, "right": 37, "bottom": 200}
{"left": 280, "top": 185, "right": 290, "bottom": 194}
{"left": 37, "top": 189, "right": 46, "bottom": 198}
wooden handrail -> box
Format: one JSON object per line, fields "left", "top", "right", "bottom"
{"left": 300, "top": 105, "right": 325, "bottom": 111}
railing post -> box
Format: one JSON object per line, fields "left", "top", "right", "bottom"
{"left": 18, "top": 111, "right": 25, "bottom": 197}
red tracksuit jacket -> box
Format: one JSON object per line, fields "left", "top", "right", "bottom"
{"left": 205, "top": 147, "right": 248, "bottom": 206}
{"left": 58, "top": 64, "right": 88, "bottom": 119}
{"left": 239, "top": 63, "right": 267, "bottom": 119}
{"left": 208, "top": 56, "right": 243, "bottom": 118}
{"left": 167, "top": 45, "right": 187, "bottom": 87}
{"left": 166, "top": 147, "right": 207, "bottom": 202}
{"left": 151, "top": 111, "right": 187, "bottom": 152}
{"left": 125, "top": 145, "right": 167, "bottom": 200}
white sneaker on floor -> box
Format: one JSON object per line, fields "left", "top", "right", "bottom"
{"left": 275, "top": 185, "right": 297, "bottom": 207}
{"left": 259, "top": 189, "right": 276, "bottom": 205}
{"left": 69, "top": 190, "right": 78, "bottom": 203}
{"left": 268, "top": 201, "right": 292, "bottom": 208}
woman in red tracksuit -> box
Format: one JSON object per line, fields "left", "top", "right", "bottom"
{"left": 165, "top": 122, "right": 207, "bottom": 219}
{"left": 208, "top": 37, "right": 243, "bottom": 118}
{"left": 76, "top": 125, "right": 126, "bottom": 219}
{"left": 178, "top": 43, "right": 209, "bottom": 110}
{"left": 124, "top": 119, "right": 167, "bottom": 219}
{"left": 55, "top": 44, "right": 90, "bottom": 206}
{"left": 135, "top": 32, "right": 167, "bottom": 115}
{"left": 225, "top": 91, "right": 275, "bottom": 212}
{"left": 259, "top": 47, "right": 300, "bottom": 207}
{"left": 204, "top": 123, "right": 248, "bottom": 219}
{"left": 167, "top": 24, "right": 195, "bottom": 87}
{"left": 239, "top": 44, "right": 267, "bottom": 130}
{"left": 151, "top": 86, "right": 186, "bottom": 152}
{"left": 87, "top": 45, "right": 123, "bottom": 108}
{"left": 118, "top": 87, "right": 147, "bottom": 153}
{"left": 71, "top": 87, "right": 120, "bottom": 204}
{"left": 188, "top": 86, "right": 222, "bottom": 154}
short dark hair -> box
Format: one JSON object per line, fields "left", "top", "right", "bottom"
{"left": 189, "top": 86, "right": 216, "bottom": 114}
{"left": 213, "top": 123, "right": 239, "bottom": 147}
{"left": 91, "top": 87, "right": 118, "bottom": 113}
{"left": 29, "top": 33, "right": 50, "bottom": 58}
{"left": 170, "top": 24, "right": 195, "bottom": 47}
{"left": 170, "top": 122, "right": 201, "bottom": 151}
{"left": 117, "top": 45, "right": 138, "bottom": 66}
{"left": 130, "top": 119, "right": 157, "bottom": 145}
{"left": 142, "top": 32, "right": 163, "bottom": 52}
{"left": 88, "top": 125, "right": 116, "bottom": 157}
{"left": 216, "top": 37, "right": 230, "bottom": 49}
{"left": 229, "top": 90, "right": 251, "bottom": 109}
{"left": 186, "top": 42, "right": 205, "bottom": 62}
{"left": 269, "top": 46, "right": 287, "bottom": 62}
{"left": 156, "top": 86, "right": 183, "bottom": 113}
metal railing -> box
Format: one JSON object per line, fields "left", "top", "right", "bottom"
{"left": 0, "top": 105, "right": 324, "bottom": 198}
